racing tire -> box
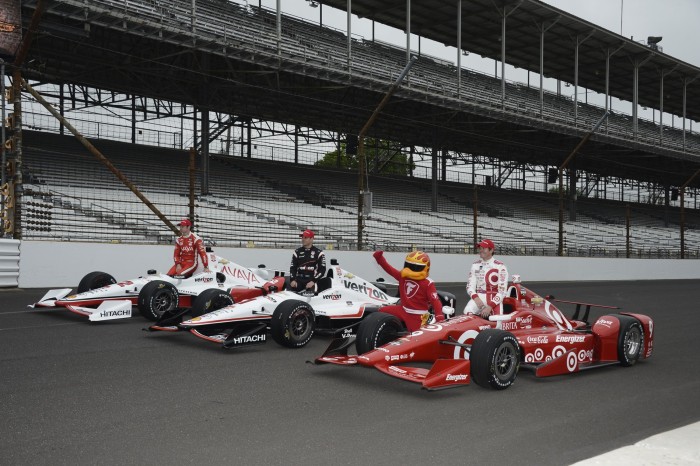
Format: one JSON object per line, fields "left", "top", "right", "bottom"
{"left": 190, "top": 288, "right": 234, "bottom": 318}
{"left": 615, "top": 315, "right": 644, "bottom": 366}
{"left": 138, "top": 280, "right": 179, "bottom": 321}
{"left": 470, "top": 329, "right": 520, "bottom": 390}
{"left": 355, "top": 312, "right": 405, "bottom": 355}
{"left": 77, "top": 271, "right": 117, "bottom": 293}
{"left": 270, "top": 300, "right": 315, "bottom": 348}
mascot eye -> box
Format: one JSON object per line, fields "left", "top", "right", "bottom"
{"left": 403, "top": 262, "right": 426, "bottom": 272}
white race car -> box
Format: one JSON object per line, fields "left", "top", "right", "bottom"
{"left": 31, "top": 252, "right": 285, "bottom": 322}
{"left": 148, "top": 259, "right": 455, "bottom": 349}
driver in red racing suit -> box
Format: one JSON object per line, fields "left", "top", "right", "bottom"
{"left": 167, "top": 218, "right": 210, "bottom": 277}
{"left": 465, "top": 238, "right": 509, "bottom": 318}
{"left": 372, "top": 250, "right": 444, "bottom": 332}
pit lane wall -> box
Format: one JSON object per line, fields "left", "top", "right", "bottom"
{"left": 17, "top": 240, "right": 700, "bottom": 288}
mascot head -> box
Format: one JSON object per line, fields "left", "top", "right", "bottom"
{"left": 401, "top": 251, "right": 431, "bottom": 280}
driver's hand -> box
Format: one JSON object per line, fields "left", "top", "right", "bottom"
{"left": 305, "top": 281, "right": 315, "bottom": 289}
{"left": 479, "top": 305, "right": 492, "bottom": 319}
{"left": 291, "top": 280, "right": 298, "bottom": 289}
{"left": 204, "top": 268, "right": 211, "bottom": 273}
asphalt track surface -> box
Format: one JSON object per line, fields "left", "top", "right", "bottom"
{"left": 2, "top": 280, "right": 699, "bottom": 465}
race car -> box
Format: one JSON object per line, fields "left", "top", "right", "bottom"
{"left": 147, "top": 259, "right": 456, "bottom": 350}
{"left": 31, "top": 252, "right": 285, "bottom": 322}
{"left": 314, "top": 275, "right": 654, "bottom": 391}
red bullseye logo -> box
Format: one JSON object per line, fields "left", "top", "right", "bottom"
{"left": 485, "top": 269, "right": 499, "bottom": 287}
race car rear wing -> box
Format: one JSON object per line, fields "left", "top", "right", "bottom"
{"left": 546, "top": 296, "right": 620, "bottom": 323}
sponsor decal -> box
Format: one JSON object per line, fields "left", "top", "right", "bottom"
{"left": 502, "top": 322, "right": 518, "bottom": 331}
{"left": 516, "top": 315, "right": 533, "bottom": 325}
{"left": 390, "top": 355, "right": 399, "bottom": 361}
{"left": 358, "top": 356, "right": 370, "bottom": 361}
{"left": 117, "top": 280, "right": 134, "bottom": 287}
{"left": 445, "top": 373, "right": 468, "bottom": 382}
{"left": 98, "top": 309, "right": 130, "bottom": 318}
{"left": 341, "top": 280, "right": 389, "bottom": 301}
{"left": 595, "top": 318, "right": 614, "bottom": 327}
{"left": 453, "top": 329, "right": 480, "bottom": 360}
{"left": 404, "top": 281, "right": 418, "bottom": 298}
{"left": 322, "top": 293, "right": 342, "bottom": 300}
{"left": 376, "top": 347, "right": 390, "bottom": 353}
{"left": 552, "top": 345, "right": 567, "bottom": 359}
{"left": 190, "top": 317, "right": 202, "bottom": 322}
{"left": 230, "top": 334, "right": 266, "bottom": 345}
{"left": 340, "top": 328, "right": 354, "bottom": 338}
{"left": 526, "top": 336, "right": 549, "bottom": 344}
{"left": 388, "top": 366, "right": 407, "bottom": 375}
{"left": 566, "top": 352, "right": 578, "bottom": 372}
{"left": 195, "top": 277, "right": 214, "bottom": 283}
{"left": 221, "top": 266, "right": 261, "bottom": 283}
{"left": 577, "top": 349, "right": 594, "bottom": 361}
{"left": 556, "top": 335, "right": 586, "bottom": 343}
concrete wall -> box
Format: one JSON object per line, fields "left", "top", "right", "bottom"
{"left": 0, "top": 239, "right": 20, "bottom": 287}
{"left": 18, "top": 240, "right": 700, "bottom": 288}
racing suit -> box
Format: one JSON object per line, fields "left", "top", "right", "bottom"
{"left": 290, "top": 245, "right": 326, "bottom": 291}
{"left": 373, "top": 251, "right": 443, "bottom": 332}
{"left": 167, "top": 232, "right": 208, "bottom": 277}
{"left": 465, "top": 257, "right": 509, "bottom": 315}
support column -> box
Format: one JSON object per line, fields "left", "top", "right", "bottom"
{"left": 431, "top": 145, "right": 438, "bottom": 212}
{"left": 406, "top": 0, "right": 411, "bottom": 64}
{"left": 59, "top": 83, "right": 65, "bottom": 135}
{"left": 201, "top": 109, "right": 209, "bottom": 194}
{"left": 456, "top": 0, "right": 462, "bottom": 97}
{"left": 346, "top": 0, "right": 352, "bottom": 72}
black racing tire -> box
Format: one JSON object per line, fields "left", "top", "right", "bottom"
{"left": 355, "top": 312, "right": 405, "bottom": 355}
{"left": 470, "top": 329, "right": 520, "bottom": 390}
{"left": 190, "top": 288, "right": 234, "bottom": 318}
{"left": 615, "top": 315, "right": 644, "bottom": 366}
{"left": 77, "top": 271, "right": 116, "bottom": 293}
{"left": 138, "top": 280, "right": 179, "bottom": 321}
{"left": 270, "top": 300, "right": 315, "bottom": 348}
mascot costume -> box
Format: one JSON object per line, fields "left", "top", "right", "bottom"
{"left": 372, "top": 250, "right": 444, "bottom": 332}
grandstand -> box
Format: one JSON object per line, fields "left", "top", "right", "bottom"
{"left": 3, "top": 0, "right": 700, "bottom": 259}
{"left": 19, "top": 130, "right": 700, "bottom": 258}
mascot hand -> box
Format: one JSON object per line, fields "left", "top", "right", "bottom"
{"left": 373, "top": 250, "right": 384, "bottom": 259}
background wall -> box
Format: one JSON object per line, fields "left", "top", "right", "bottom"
{"left": 18, "top": 240, "right": 700, "bottom": 288}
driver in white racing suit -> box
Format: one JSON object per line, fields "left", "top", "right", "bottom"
{"left": 465, "top": 238, "right": 509, "bottom": 319}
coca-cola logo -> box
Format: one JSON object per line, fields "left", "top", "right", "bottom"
{"left": 526, "top": 336, "right": 549, "bottom": 344}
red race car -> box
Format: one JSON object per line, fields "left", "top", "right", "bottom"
{"left": 314, "top": 275, "right": 653, "bottom": 390}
